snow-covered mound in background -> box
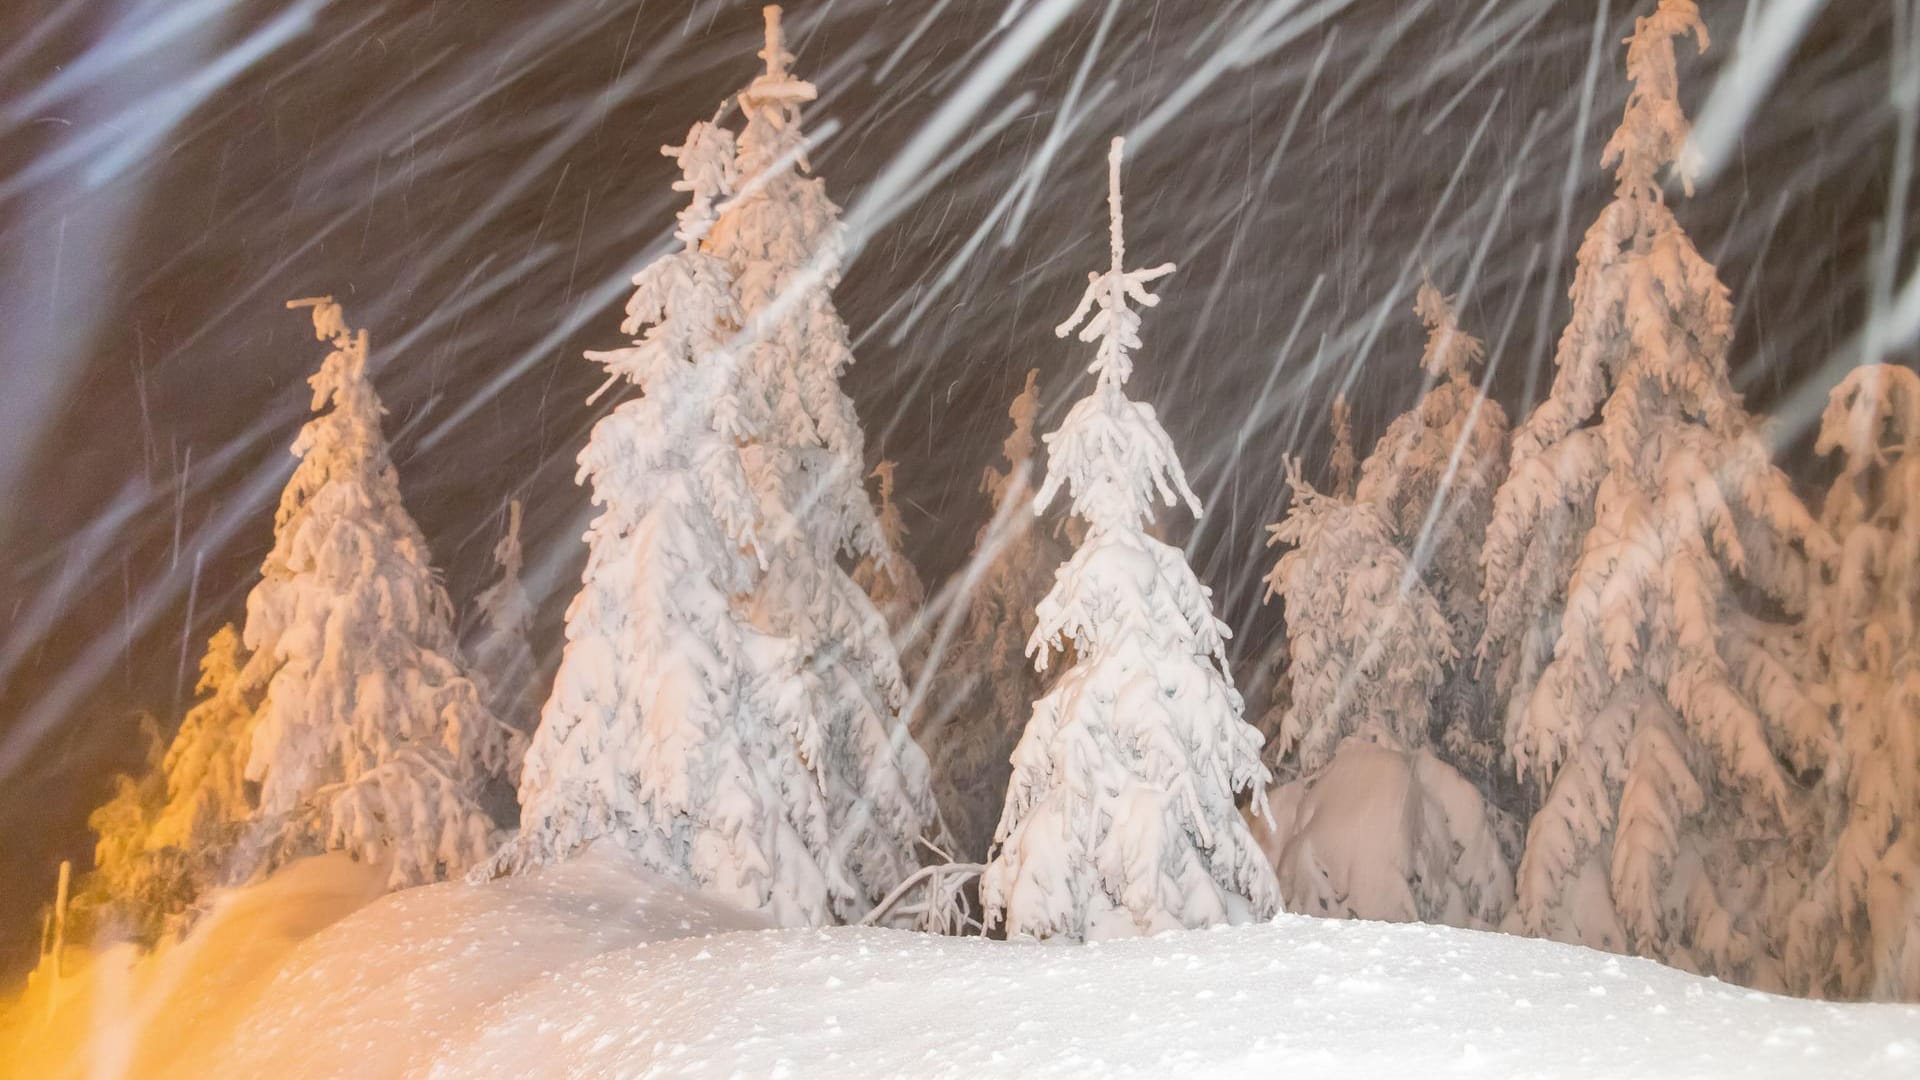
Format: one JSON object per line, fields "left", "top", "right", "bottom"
{"left": 11, "top": 846, "right": 1920, "bottom": 1079}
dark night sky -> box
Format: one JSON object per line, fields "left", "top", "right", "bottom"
{"left": 0, "top": 0, "right": 1912, "bottom": 973}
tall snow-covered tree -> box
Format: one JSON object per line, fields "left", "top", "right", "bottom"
{"left": 705, "top": 6, "right": 938, "bottom": 913}
{"left": 981, "top": 138, "right": 1278, "bottom": 941}
{"left": 469, "top": 498, "right": 541, "bottom": 737}
{"left": 1788, "top": 365, "right": 1920, "bottom": 1000}
{"left": 241, "top": 298, "right": 515, "bottom": 889}
{"left": 495, "top": 119, "right": 858, "bottom": 926}
{"left": 1479, "top": 0, "right": 1830, "bottom": 986}
{"left": 1251, "top": 455, "right": 1514, "bottom": 928}
{"left": 1355, "top": 280, "right": 1512, "bottom": 789}
{"left": 921, "top": 369, "right": 1068, "bottom": 861}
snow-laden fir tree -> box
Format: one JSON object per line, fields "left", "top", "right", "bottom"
{"left": 851, "top": 460, "right": 927, "bottom": 654}
{"left": 1252, "top": 456, "right": 1514, "bottom": 927}
{"left": 704, "top": 6, "right": 938, "bottom": 913}
{"left": 1787, "top": 365, "right": 1920, "bottom": 1000}
{"left": 1479, "top": 0, "right": 1830, "bottom": 986}
{"left": 494, "top": 119, "right": 861, "bottom": 927}
{"left": 1355, "top": 281, "right": 1512, "bottom": 789}
{"left": 469, "top": 499, "right": 541, "bottom": 738}
{"left": 981, "top": 138, "right": 1278, "bottom": 941}
{"left": 241, "top": 298, "right": 515, "bottom": 889}
{"left": 920, "top": 369, "right": 1069, "bottom": 862}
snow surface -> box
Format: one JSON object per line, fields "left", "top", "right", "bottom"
{"left": 12, "top": 845, "right": 1919, "bottom": 1078}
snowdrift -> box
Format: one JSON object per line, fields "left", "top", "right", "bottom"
{"left": 9, "top": 847, "right": 1920, "bottom": 1078}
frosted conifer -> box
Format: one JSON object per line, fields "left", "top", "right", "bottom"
{"left": 1479, "top": 0, "right": 1830, "bottom": 985}
{"left": 1787, "top": 365, "right": 1920, "bottom": 1000}
{"left": 705, "top": 6, "right": 938, "bottom": 914}
{"left": 493, "top": 120, "right": 854, "bottom": 927}
{"left": 981, "top": 138, "right": 1278, "bottom": 941}
{"left": 470, "top": 499, "right": 541, "bottom": 738}
{"left": 241, "top": 299, "right": 514, "bottom": 889}
{"left": 922, "top": 369, "right": 1068, "bottom": 861}
{"left": 1356, "top": 281, "right": 1511, "bottom": 787}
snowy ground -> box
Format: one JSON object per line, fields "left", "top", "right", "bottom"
{"left": 7, "top": 848, "right": 1918, "bottom": 1079}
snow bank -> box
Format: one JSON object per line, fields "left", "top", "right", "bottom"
{"left": 13, "top": 846, "right": 1920, "bottom": 1078}
{"left": 214, "top": 847, "right": 767, "bottom": 1078}
{"left": 430, "top": 917, "right": 1918, "bottom": 1079}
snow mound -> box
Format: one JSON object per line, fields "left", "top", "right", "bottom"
{"left": 16, "top": 846, "right": 1920, "bottom": 1078}
{"left": 430, "top": 918, "right": 1919, "bottom": 1079}
{"left": 214, "top": 847, "right": 768, "bottom": 1078}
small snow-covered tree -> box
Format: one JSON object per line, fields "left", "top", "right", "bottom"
{"left": 1479, "top": 0, "right": 1830, "bottom": 986}
{"left": 980, "top": 138, "right": 1278, "bottom": 941}
{"left": 1265, "top": 458, "right": 1456, "bottom": 780}
{"left": 1356, "top": 281, "right": 1511, "bottom": 788}
{"left": 242, "top": 298, "right": 514, "bottom": 889}
{"left": 470, "top": 498, "right": 541, "bottom": 738}
{"left": 705, "top": 6, "right": 938, "bottom": 913}
{"left": 1787, "top": 365, "right": 1920, "bottom": 1000}
{"left": 1251, "top": 457, "right": 1513, "bottom": 928}
{"left": 851, "top": 460, "right": 927, "bottom": 649}
{"left": 494, "top": 120, "right": 856, "bottom": 927}
{"left": 921, "top": 369, "right": 1069, "bottom": 861}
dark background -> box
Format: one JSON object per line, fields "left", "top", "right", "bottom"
{"left": 1, "top": 0, "right": 1912, "bottom": 974}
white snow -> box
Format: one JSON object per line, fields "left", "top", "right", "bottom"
{"left": 10, "top": 848, "right": 1919, "bottom": 1079}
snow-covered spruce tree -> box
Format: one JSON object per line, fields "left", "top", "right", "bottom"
{"left": 1787, "top": 365, "right": 1920, "bottom": 1000}
{"left": 1355, "top": 281, "right": 1512, "bottom": 790}
{"left": 921, "top": 369, "right": 1070, "bottom": 862}
{"left": 705, "top": 6, "right": 938, "bottom": 913}
{"left": 469, "top": 498, "right": 541, "bottom": 739}
{"left": 241, "top": 298, "right": 515, "bottom": 889}
{"left": 980, "top": 138, "right": 1277, "bottom": 941}
{"left": 851, "top": 460, "right": 927, "bottom": 651}
{"left": 493, "top": 120, "right": 858, "bottom": 927}
{"left": 1252, "top": 457, "right": 1514, "bottom": 928}
{"left": 1479, "top": 0, "right": 1830, "bottom": 986}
